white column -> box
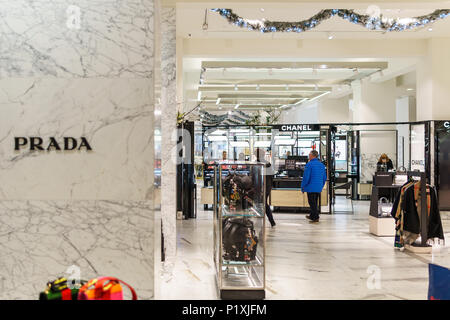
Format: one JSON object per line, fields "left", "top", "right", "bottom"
{"left": 0, "top": 0, "right": 155, "bottom": 299}
{"left": 417, "top": 38, "right": 450, "bottom": 121}
{"left": 396, "top": 96, "right": 416, "bottom": 169}
{"left": 160, "top": 6, "right": 177, "bottom": 259}
{"left": 351, "top": 78, "right": 398, "bottom": 123}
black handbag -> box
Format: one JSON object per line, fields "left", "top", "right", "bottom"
{"left": 222, "top": 217, "right": 258, "bottom": 262}
{"left": 222, "top": 173, "right": 254, "bottom": 210}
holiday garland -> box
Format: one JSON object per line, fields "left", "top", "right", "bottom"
{"left": 211, "top": 8, "right": 450, "bottom": 33}
{"left": 200, "top": 110, "right": 252, "bottom": 126}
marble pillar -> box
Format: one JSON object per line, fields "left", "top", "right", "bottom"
{"left": 160, "top": 7, "right": 177, "bottom": 259}
{"left": 417, "top": 38, "right": 450, "bottom": 121}
{"left": 0, "top": 0, "right": 155, "bottom": 299}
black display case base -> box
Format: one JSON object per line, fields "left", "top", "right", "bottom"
{"left": 220, "top": 289, "right": 265, "bottom": 300}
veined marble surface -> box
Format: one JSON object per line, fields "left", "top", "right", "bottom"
{"left": 0, "top": 200, "right": 154, "bottom": 300}
{"left": 0, "top": 0, "right": 156, "bottom": 300}
{"left": 160, "top": 7, "right": 177, "bottom": 258}
{"left": 0, "top": 78, "right": 153, "bottom": 200}
{"left": 0, "top": 0, "right": 154, "bottom": 78}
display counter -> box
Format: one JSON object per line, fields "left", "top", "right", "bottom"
{"left": 368, "top": 172, "right": 401, "bottom": 236}
{"left": 270, "top": 179, "right": 328, "bottom": 209}
{"left": 203, "top": 175, "right": 329, "bottom": 211}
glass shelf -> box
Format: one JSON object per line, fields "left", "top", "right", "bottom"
{"left": 222, "top": 255, "right": 264, "bottom": 266}
{"left": 221, "top": 205, "right": 264, "bottom": 218}
{"left": 220, "top": 265, "right": 264, "bottom": 289}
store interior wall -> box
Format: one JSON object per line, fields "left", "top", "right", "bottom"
{"left": 360, "top": 131, "right": 397, "bottom": 183}
{"left": 318, "top": 96, "right": 351, "bottom": 123}
{"left": 0, "top": 1, "right": 156, "bottom": 299}
{"left": 280, "top": 101, "right": 319, "bottom": 124}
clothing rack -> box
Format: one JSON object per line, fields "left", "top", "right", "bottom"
{"left": 406, "top": 171, "right": 430, "bottom": 248}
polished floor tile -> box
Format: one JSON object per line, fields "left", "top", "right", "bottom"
{"left": 159, "top": 198, "right": 450, "bottom": 300}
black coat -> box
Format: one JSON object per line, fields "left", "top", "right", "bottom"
{"left": 377, "top": 159, "right": 394, "bottom": 171}
{"left": 392, "top": 183, "right": 444, "bottom": 241}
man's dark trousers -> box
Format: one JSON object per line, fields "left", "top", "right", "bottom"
{"left": 307, "top": 192, "right": 320, "bottom": 220}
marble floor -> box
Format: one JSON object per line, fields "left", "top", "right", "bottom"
{"left": 159, "top": 198, "right": 450, "bottom": 300}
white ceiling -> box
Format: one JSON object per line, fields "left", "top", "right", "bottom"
{"left": 178, "top": 2, "right": 437, "bottom": 113}
{"left": 177, "top": 2, "right": 450, "bottom": 39}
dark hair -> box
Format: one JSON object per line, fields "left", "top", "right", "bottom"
{"left": 310, "top": 150, "right": 319, "bottom": 158}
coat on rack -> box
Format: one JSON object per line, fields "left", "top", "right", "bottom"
{"left": 391, "top": 181, "right": 444, "bottom": 247}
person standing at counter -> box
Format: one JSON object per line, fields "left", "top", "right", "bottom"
{"left": 301, "top": 150, "right": 327, "bottom": 223}
{"left": 255, "top": 148, "right": 276, "bottom": 227}
{"left": 377, "top": 153, "right": 394, "bottom": 172}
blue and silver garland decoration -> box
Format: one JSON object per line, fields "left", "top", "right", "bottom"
{"left": 200, "top": 110, "right": 252, "bottom": 126}
{"left": 211, "top": 8, "right": 450, "bottom": 33}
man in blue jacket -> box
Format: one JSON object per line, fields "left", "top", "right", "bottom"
{"left": 301, "top": 150, "right": 327, "bottom": 223}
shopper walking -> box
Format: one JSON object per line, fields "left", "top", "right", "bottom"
{"left": 301, "top": 150, "right": 327, "bottom": 223}
{"left": 255, "top": 148, "right": 276, "bottom": 227}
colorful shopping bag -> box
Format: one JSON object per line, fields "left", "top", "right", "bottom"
{"left": 39, "top": 277, "right": 87, "bottom": 300}
{"left": 77, "top": 277, "right": 137, "bottom": 300}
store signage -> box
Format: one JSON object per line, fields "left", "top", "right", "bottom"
{"left": 444, "top": 121, "right": 450, "bottom": 129}
{"left": 14, "top": 137, "right": 92, "bottom": 151}
{"left": 274, "top": 124, "right": 320, "bottom": 132}
{"left": 412, "top": 160, "right": 425, "bottom": 166}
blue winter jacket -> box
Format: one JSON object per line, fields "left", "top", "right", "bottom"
{"left": 301, "top": 158, "right": 327, "bottom": 193}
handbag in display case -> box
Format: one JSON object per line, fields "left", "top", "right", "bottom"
{"left": 222, "top": 217, "right": 258, "bottom": 262}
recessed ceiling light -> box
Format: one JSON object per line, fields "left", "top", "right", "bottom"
{"left": 406, "top": 88, "right": 414, "bottom": 91}
{"left": 260, "top": 8, "right": 265, "bottom": 12}
{"left": 218, "top": 106, "right": 222, "bottom": 110}
{"left": 228, "top": 111, "right": 232, "bottom": 115}
{"left": 319, "top": 64, "right": 328, "bottom": 69}
{"left": 234, "top": 104, "right": 240, "bottom": 109}
{"left": 327, "top": 32, "right": 334, "bottom": 40}
{"left": 428, "top": 27, "right": 433, "bottom": 32}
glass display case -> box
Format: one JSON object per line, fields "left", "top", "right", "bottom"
{"left": 213, "top": 163, "right": 265, "bottom": 300}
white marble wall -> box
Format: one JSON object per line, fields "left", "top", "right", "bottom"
{"left": 0, "top": 0, "right": 155, "bottom": 299}
{"left": 160, "top": 7, "right": 177, "bottom": 258}
{"left": 0, "top": 78, "right": 153, "bottom": 200}
{"left": 0, "top": 200, "right": 153, "bottom": 299}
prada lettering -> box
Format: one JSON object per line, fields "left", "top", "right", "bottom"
{"left": 281, "top": 124, "right": 312, "bottom": 131}
{"left": 14, "top": 137, "right": 92, "bottom": 151}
